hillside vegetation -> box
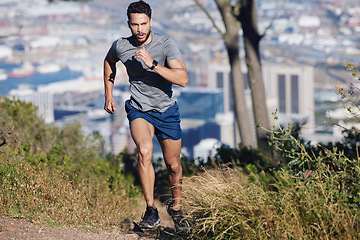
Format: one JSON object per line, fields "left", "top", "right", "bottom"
{"left": 0, "top": 97, "right": 140, "bottom": 229}
{"left": 181, "top": 62, "right": 360, "bottom": 239}
{"left": 1, "top": 62, "right": 360, "bottom": 239}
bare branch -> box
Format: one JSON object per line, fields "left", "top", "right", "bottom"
{"left": 332, "top": 122, "right": 353, "bottom": 131}
{"left": 259, "top": 0, "right": 279, "bottom": 39}
{"left": 193, "top": 0, "right": 225, "bottom": 37}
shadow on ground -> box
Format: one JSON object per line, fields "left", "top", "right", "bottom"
{"left": 120, "top": 218, "right": 189, "bottom": 240}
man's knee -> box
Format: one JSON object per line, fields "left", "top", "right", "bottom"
{"left": 167, "top": 159, "right": 182, "bottom": 175}
{"left": 137, "top": 142, "right": 153, "bottom": 163}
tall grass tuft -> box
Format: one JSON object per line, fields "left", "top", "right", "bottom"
{"left": 182, "top": 122, "right": 360, "bottom": 240}
{"left": 183, "top": 164, "right": 360, "bottom": 240}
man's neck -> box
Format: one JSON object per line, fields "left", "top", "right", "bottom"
{"left": 135, "top": 32, "right": 153, "bottom": 47}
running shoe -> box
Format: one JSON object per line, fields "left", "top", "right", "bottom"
{"left": 167, "top": 202, "right": 191, "bottom": 235}
{"left": 139, "top": 206, "right": 160, "bottom": 229}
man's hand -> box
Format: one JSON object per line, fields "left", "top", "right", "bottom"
{"left": 135, "top": 47, "right": 153, "bottom": 68}
{"left": 104, "top": 96, "right": 116, "bottom": 114}
{"left": 135, "top": 47, "right": 188, "bottom": 87}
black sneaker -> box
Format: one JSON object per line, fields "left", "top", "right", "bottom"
{"left": 167, "top": 202, "right": 190, "bottom": 235}
{"left": 139, "top": 207, "right": 160, "bottom": 229}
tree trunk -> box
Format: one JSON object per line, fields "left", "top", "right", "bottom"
{"left": 238, "top": 0, "right": 271, "bottom": 146}
{"left": 216, "top": 0, "right": 257, "bottom": 148}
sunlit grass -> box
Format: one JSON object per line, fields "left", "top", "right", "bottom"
{"left": 0, "top": 97, "right": 141, "bottom": 230}
{"left": 182, "top": 165, "right": 360, "bottom": 240}
{"left": 0, "top": 153, "right": 137, "bottom": 230}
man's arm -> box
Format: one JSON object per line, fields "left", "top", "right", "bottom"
{"left": 104, "top": 57, "right": 117, "bottom": 114}
{"left": 154, "top": 59, "right": 188, "bottom": 87}
{"left": 135, "top": 48, "right": 188, "bottom": 87}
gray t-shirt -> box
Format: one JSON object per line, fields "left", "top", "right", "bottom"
{"left": 107, "top": 33, "right": 183, "bottom": 112}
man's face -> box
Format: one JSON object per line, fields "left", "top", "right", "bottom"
{"left": 128, "top": 13, "right": 152, "bottom": 46}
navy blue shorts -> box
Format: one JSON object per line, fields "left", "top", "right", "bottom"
{"left": 125, "top": 100, "right": 182, "bottom": 140}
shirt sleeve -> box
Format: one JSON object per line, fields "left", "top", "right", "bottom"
{"left": 106, "top": 40, "right": 120, "bottom": 62}
{"left": 163, "top": 36, "right": 183, "bottom": 61}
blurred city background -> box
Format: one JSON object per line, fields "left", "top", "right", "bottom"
{"left": 0, "top": 0, "right": 359, "bottom": 160}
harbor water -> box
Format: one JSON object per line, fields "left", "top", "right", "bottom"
{"left": 0, "top": 61, "right": 83, "bottom": 96}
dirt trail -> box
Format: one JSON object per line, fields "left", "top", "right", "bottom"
{"left": 0, "top": 200, "right": 179, "bottom": 240}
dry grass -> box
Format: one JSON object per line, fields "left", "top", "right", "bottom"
{"left": 0, "top": 153, "right": 135, "bottom": 230}
{"left": 182, "top": 166, "right": 360, "bottom": 240}
{"left": 0, "top": 98, "right": 140, "bottom": 230}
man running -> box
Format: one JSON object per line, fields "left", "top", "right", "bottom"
{"left": 103, "top": 0, "right": 190, "bottom": 233}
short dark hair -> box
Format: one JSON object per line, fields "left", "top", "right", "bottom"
{"left": 127, "top": 1, "right": 152, "bottom": 20}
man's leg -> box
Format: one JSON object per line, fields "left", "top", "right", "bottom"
{"left": 159, "top": 137, "right": 190, "bottom": 234}
{"left": 130, "top": 118, "right": 156, "bottom": 208}
{"left": 158, "top": 138, "right": 182, "bottom": 211}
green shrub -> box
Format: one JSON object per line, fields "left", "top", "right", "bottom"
{"left": 183, "top": 137, "right": 360, "bottom": 239}
{"left": 0, "top": 97, "right": 140, "bottom": 229}
{"left": 182, "top": 61, "right": 360, "bottom": 239}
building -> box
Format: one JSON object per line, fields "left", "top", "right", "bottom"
{"left": 206, "top": 63, "right": 234, "bottom": 113}
{"left": 9, "top": 88, "right": 54, "bottom": 124}
{"left": 206, "top": 62, "right": 315, "bottom": 142}
{"left": 262, "top": 62, "right": 315, "bottom": 136}
{"left": 176, "top": 87, "right": 224, "bottom": 120}
{"left": 206, "top": 63, "right": 252, "bottom": 147}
